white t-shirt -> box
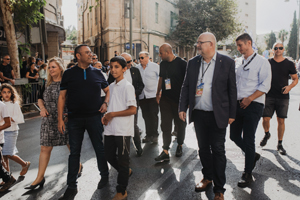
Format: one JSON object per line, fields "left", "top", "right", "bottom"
{"left": 4, "top": 101, "right": 25, "bottom": 131}
{"left": 0, "top": 101, "right": 10, "bottom": 143}
{"left": 103, "top": 78, "right": 137, "bottom": 137}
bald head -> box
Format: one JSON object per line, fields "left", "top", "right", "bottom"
{"left": 159, "top": 43, "right": 174, "bottom": 62}
{"left": 198, "top": 32, "right": 217, "bottom": 47}
{"left": 120, "top": 52, "right": 133, "bottom": 68}
{"left": 197, "top": 32, "right": 217, "bottom": 60}
{"left": 160, "top": 43, "right": 173, "bottom": 53}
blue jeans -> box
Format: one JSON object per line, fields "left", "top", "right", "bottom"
{"left": 67, "top": 114, "right": 109, "bottom": 189}
{"left": 230, "top": 101, "right": 264, "bottom": 173}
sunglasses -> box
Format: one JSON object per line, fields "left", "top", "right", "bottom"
{"left": 274, "top": 47, "right": 283, "bottom": 50}
{"left": 139, "top": 57, "right": 144, "bottom": 60}
{"left": 5, "top": 58, "right": 10, "bottom": 60}
{"left": 127, "top": 60, "right": 132, "bottom": 64}
{"left": 92, "top": 58, "right": 98, "bottom": 60}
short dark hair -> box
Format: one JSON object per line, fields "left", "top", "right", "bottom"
{"left": 110, "top": 56, "right": 127, "bottom": 68}
{"left": 67, "top": 62, "right": 76, "bottom": 69}
{"left": 133, "top": 59, "right": 136, "bottom": 62}
{"left": 74, "top": 44, "right": 88, "bottom": 62}
{"left": 104, "top": 59, "right": 109, "bottom": 62}
{"left": 236, "top": 33, "right": 252, "bottom": 45}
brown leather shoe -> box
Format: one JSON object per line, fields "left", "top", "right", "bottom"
{"left": 195, "top": 178, "right": 212, "bottom": 192}
{"left": 112, "top": 191, "right": 127, "bottom": 200}
{"left": 214, "top": 192, "right": 224, "bottom": 200}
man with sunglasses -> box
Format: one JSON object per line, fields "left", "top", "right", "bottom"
{"left": 260, "top": 43, "right": 298, "bottom": 155}
{"left": 107, "top": 53, "right": 145, "bottom": 156}
{"left": 92, "top": 54, "right": 98, "bottom": 66}
{"left": 230, "top": 33, "right": 271, "bottom": 188}
{"left": 137, "top": 51, "right": 160, "bottom": 144}
{"left": 0, "top": 55, "right": 15, "bottom": 85}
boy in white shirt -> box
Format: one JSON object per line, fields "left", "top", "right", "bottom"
{"left": 102, "top": 56, "right": 137, "bottom": 200}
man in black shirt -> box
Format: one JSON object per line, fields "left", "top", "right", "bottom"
{"left": 154, "top": 43, "right": 187, "bottom": 161}
{"left": 260, "top": 43, "right": 298, "bottom": 155}
{"left": 0, "top": 55, "right": 15, "bottom": 85}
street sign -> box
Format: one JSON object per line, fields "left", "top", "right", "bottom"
{"left": 125, "top": 43, "right": 134, "bottom": 50}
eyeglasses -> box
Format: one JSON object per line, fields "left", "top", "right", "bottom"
{"left": 274, "top": 47, "right": 283, "bottom": 50}
{"left": 92, "top": 58, "right": 98, "bottom": 60}
{"left": 139, "top": 57, "right": 144, "bottom": 60}
{"left": 127, "top": 60, "right": 132, "bottom": 64}
{"left": 196, "top": 41, "right": 211, "bottom": 45}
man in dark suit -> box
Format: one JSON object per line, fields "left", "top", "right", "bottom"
{"left": 108, "top": 53, "right": 145, "bottom": 156}
{"left": 179, "top": 32, "right": 237, "bottom": 200}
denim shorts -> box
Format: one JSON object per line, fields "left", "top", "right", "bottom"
{"left": 263, "top": 97, "right": 289, "bottom": 118}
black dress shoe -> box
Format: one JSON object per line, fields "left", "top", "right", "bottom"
{"left": 237, "top": 172, "right": 253, "bottom": 188}
{"left": 97, "top": 176, "right": 108, "bottom": 189}
{"left": 24, "top": 177, "right": 45, "bottom": 190}
{"left": 58, "top": 187, "right": 78, "bottom": 200}
{"left": 175, "top": 145, "right": 182, "bottom": 157}
{"left": 155, "top": 151, "right": 170, "bottom": 162}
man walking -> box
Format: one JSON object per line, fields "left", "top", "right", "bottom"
{"left": 260, "top": 43, "right": 298, "bottom": 155}
{"left": 57, "top": 44, "right": 110, "bottom": 200}
{"left": 155, "top": 43, "right": 187, "bottom": 162}
{"left": 107, "top": 53, "right": 145, "bottom": 156}
{"left": 0, "top": 55, "right": 15, "bottom": 85}
{"left": 179, "top": 32, "right": 237, "bottom": 200}
{"left": 92, "top": 54, "right": 98, "bottom": 66}
{"left": 230, "top": 33, "right": 271, "bottom": 188}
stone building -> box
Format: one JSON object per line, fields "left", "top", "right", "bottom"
{"left": 77, "top": 0, "right": 178, "bottom": 62}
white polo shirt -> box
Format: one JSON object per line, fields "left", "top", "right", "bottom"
{"left": 104, "top": 78, "right": 137, "bottom": 137}
{"left": 0, "top": 101, "right": 9, "bottom": 143}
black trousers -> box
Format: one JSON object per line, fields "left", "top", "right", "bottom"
{"left": 193, "top": 110, "right": 226, "bottom": 194}
{"left": 160, "top": 96, "right": 186, "bottom": 150}
{"left": 230, "top": 101, "right": 264, "bottom": 173}
{"left": 133, "top": 101, "right": 141, "bottom": 148}
{"left": 104, "top": 136, "right": 131, "bottom": 193}
{"left": 139, "top": 98, "right": 159, "bottom": 138}
{"left": 0, "top": 144, "right": 10, "bottom": 182}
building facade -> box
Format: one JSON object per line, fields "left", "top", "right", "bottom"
{"left": 77, "top": 0, "right": 178, "bottom": 62}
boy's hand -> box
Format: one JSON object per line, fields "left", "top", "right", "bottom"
{"left": 101, "top": 112, "right": 114, "bottom": 125}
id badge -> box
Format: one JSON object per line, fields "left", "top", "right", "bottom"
{"left": 196, "top": 82, "right": 204, "bottom": 97}
{"left": 165, "top": 78, "right": 171, "bottom": 90}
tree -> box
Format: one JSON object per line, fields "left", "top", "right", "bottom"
{"left": 264, "top": 31, "right": 277, "bottom": 50}
{"left": 66, "top": 25, "right": 78, "bottom": 45}
{"left": 278, "top": 29, "right": 288, "bottom": 46}
{"left": 0, "top": 0, "right": 46, "bottom": 78}
{"left": 287, "top": 11, "right": 298, "bottom": 60}
{"left": 168, "top": 0, "right": 241, "bottom": 49}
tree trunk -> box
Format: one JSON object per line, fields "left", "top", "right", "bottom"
{"left": 0, "top": 0, "right": 20, "bottom": 78}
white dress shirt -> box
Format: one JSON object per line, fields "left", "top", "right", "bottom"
{"left": 236, "top": 52, "right": 272, "bottom": 105}
{"left": 104, "top": 78, "right": 137, "bottom": 137}
{"left": 137, "top": 62, "right": 160, "bottom": 99}
{"left": 194, "top": 53, "right": 217, "bottom": 111}
{"left": 4, "top": 101, "right": 24, "bottom": 131}
{"left": 124, "top": 68, "right": 132, "bottom": 84}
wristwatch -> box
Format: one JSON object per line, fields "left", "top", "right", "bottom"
{"left": 103, "top": 102, "right": 108, "bottom": 106}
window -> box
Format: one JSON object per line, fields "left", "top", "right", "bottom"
{"left": 155, "top": 2, "right": 158, "bottom": 23}
{"left": 125, "top": 0, "right": 134, "bottom": 18}
{"left": 170, "top": 11, "right": 176, "bottom": 30}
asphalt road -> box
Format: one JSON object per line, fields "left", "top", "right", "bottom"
{"left": 2, "top": 82, "right": 300, "bottom": 200}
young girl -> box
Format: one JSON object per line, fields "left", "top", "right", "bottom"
{"left": 0, "top": 84, "right": 29, "bottom": 176}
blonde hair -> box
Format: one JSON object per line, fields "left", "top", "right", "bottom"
{"left": 0, "top": 84, "right": 22, "bottom": 105}
{"left": 46, "top": 57, "right": 65, "bottom": 87}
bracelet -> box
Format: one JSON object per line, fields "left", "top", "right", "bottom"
{"left": 103, "top": 102, "right": 108, "bottom": 106}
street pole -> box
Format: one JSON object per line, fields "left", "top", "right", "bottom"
{"left": 129, "top": 0, "right": 133, "bottom": 56}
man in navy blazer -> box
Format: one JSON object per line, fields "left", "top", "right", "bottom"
{"left": 179, "top": 32, "right": 237, "bottom": 200}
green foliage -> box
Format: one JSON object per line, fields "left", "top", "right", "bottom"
{"left": 18, "top": 42, "right": 31, "bottom": 68}
{"left": 168, "top": 0, "right": 241, "bottom": 48}
{"left": 278, "top": 29, "right": 288, "bottom": 46}
{"left": 287, "top": 11, "right": 298, "bottom": 60}
{"left": 66, "top": 25, "right": 77, "bottom": 44}
{"left": 264, "top": 31, "right": 277, "bottom": 50}
{"left": 9, "top": 0, "right": 46, "bottom": 33}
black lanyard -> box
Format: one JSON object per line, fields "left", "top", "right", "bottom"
{"left": 242, "top": 53, "right": 257, "bottom": 71}
{"left": 201, "top": 59, "right": 211, "bottom": 82}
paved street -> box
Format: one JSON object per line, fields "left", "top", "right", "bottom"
{"left": 2, "top": 81, "right": 300, "bottom": 200}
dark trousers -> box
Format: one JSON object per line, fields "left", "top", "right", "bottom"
{"left": 0, "top": 144, "right": 10, "bottom": 182}
{"left": 104, "top": 135, "right": 131, "bottom": 193}
{"left": 139, "top": 97, "right": 159, "bottom": 138}
{"left": 193, "top": 110, "right": 226, "bottom": 194}
{"left": 67, "top": 114, "right": 109, "bottom": 189}
{"left": 230, "top": 101, "right": 264, "bottom": 173}
{"left": 160, "top": 96, "right": 186, "bottom": 150}
{"left": 133, "top": 101, "right": 141, "bottom": 148}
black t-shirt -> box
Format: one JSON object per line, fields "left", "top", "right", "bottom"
{"left": 60, "top": 65, "right": 109, "bottom": 118}
{"left": 267, "top": 58, "right": 297, "bottom": 99}
{"left": 26, "top": 68, "right": 39, "bottom": 83}
{"left": 159, "top": 57, "right": 187, "bottom": 103}
{"left": 0, "top": 64, "right": 13, "bottom": 83}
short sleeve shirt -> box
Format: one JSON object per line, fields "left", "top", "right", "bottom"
{"left": 159, "top": 57, "right": 187, "bottom": 103}
{"left": 267, "top": 58, "right": 297, "bottom": 99}
{"left": 104, "top": 78, "right": 137, "bottom": 137}
{"left": 60, "top": 65, "right": 109, "bottom": 118}
{"left": 27, "top": 68, "right": 39, "bottom": 83}
{"left": 0, "top": 101, "right": 9, "bottom": 143}
{"left": 0, "top": 64, "right": 13, "bottom": 82}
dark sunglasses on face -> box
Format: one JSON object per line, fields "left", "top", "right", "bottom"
{"left": 92, "top": 58, "right": 97, "bottom": 60}
{"left": 139, "top": 57, "right": 144, "bottom": 60}
{"left": 274, "top": 47, "right": 283, "bottom": 50}
{"left": 5, "top": 58, "right": 10, "bottom": 60}
{"left": 127, "top": 60, "right": 132, "bottom": 64}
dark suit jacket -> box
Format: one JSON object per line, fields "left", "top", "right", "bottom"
{"left": 179, "top": 53, "right": 237, "bottom": 129}
{"left": 108, "top": 66, "right": 144, "bottom": 97}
